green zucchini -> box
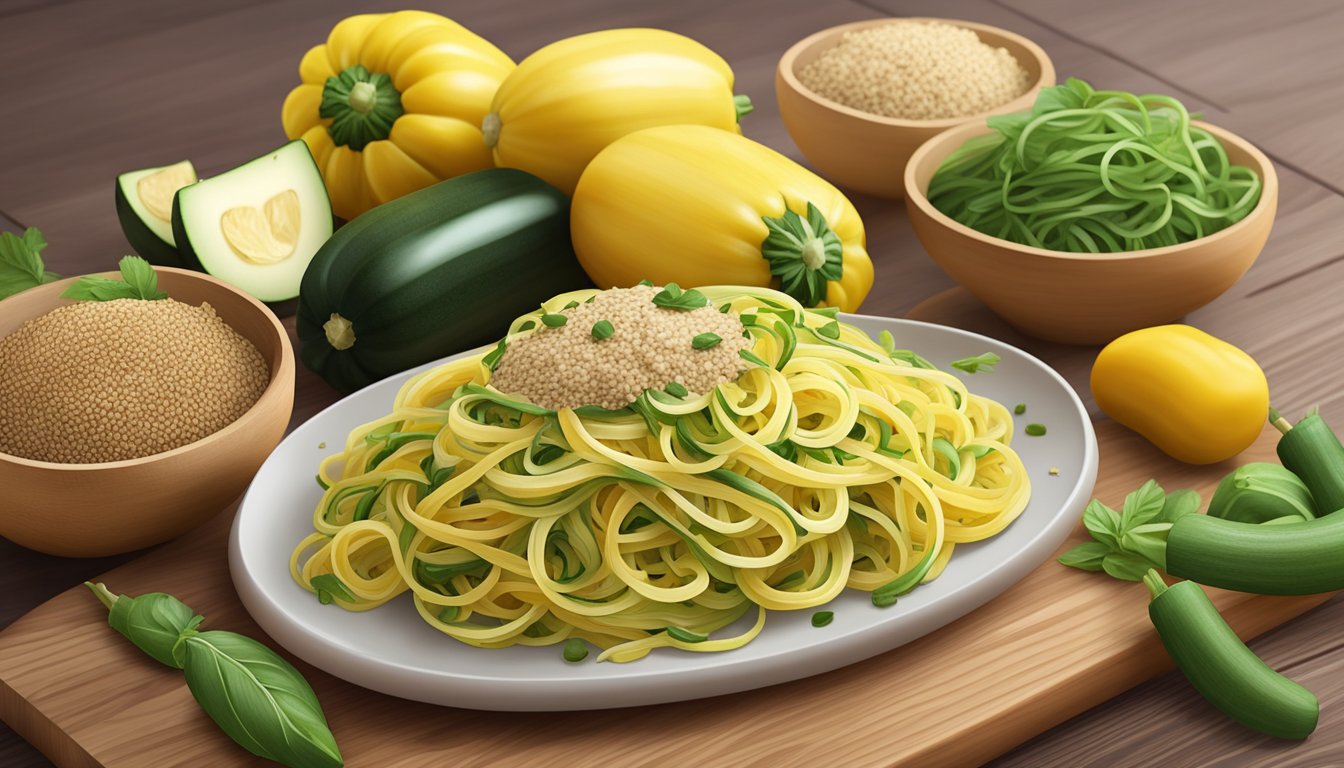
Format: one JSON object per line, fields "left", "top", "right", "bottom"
{"left": 297, "top": 168, "right": 591, "bottom": 393}
{"left": 1275, "top": 410, "right": 1344, "bottom": 515}
{"left": 115, "top": 160, "right": 197, "bottom": 266}
{"left": 1166, "top": 511, "right": 1344, "bottom": 595}
{"left": 1146, "top": 574, "right": 1318, "bottom": 740}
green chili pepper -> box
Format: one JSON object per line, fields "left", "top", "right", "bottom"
{"left": 1144, "top": 571, "right": 1318, "bottom": 740}
{"left": 85, "top": 583, "right": 343, "bottom": 767}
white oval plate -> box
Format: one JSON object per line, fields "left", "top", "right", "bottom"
{"left": 231, "top": 315, "right": 1097, "bottom": 711}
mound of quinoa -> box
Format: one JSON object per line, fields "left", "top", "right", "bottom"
{"left": 0, "top": 298, "right": 269, "bottom": 463}
{"left": 799, "top": 21, "right": 1031, "bottom": 120}
{"left": 489, "top": 285, "right": 749, "bottom": 410}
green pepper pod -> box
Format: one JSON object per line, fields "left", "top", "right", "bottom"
{"left": 1274, "top": 409, "right": 1344, "bottom": 516}
{"left": 1166, "top": 512, "right": 1344, "bottom": 595}
{"left": 1145, "top": 572, "right": 1318, "bottom": 740}
{"left": 1207, "top": 462, "right": 1316, "bottom": 524}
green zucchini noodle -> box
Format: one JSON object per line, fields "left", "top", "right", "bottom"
{"left": 291, "top": 287, "right": 1031, "bottom": 662}
{"left": 928, "top": 77, "right": 1261, "bottom": 253}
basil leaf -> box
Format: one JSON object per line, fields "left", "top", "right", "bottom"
{"left": 1081, "top": 499, "right": 1122, "bottom": 549}
{"left": 1159, "top": 489, "right": 1201, "bottom": 524}
{"left": 1057, "top": 541, "right": 1110, "bottom": 571}
{"left": 105, "top": 590, "right": 202, "bottom": 669}
{"left": 652, "top": 282, "right": 709, "bottom": 311}
{"left": 1119, "top": 479, "right": 1166, "bottom": 533}
{"left": 180, "top": 630, "right": 343, "bottom": 768}
{"left": 0, "top": 227, "right": 60, "bottom": 300}
{"left": 1101, "top": 552, "right": 1152, "bottom": 582}
{"left": 1122, "top": 523, "right": 1172, "bottom": 570}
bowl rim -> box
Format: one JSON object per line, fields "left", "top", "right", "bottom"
{"left": 903, "top": 118, "right": 1279, "bottom": 262}
{"left": 777, "top": 17, "right": 1056, "bottom": 129}
{"left": 0, "top": 266, "right": 293, "bottom": 471}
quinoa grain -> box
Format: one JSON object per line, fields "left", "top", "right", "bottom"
{"left": 490, "top": 286, "right": 748, "bottom": 410}
{"left": 0, "top": 299, "right": 269, "bottom": 463}
{"left": 799, "top": 21, "right": 1031, "bottom": 120}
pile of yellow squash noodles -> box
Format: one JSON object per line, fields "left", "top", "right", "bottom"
{"left": 292, "top": 287, "right": 1030, "bottom": 662}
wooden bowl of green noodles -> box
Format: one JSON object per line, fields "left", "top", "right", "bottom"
{"left": 904, "top": 119, "right": 1277, "bottom": 345}
{"left": 0, "top": 267, "right": 294, "bottom": 557}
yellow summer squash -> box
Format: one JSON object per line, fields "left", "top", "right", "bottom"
{"left": 1091, "top": 325, "right": 1269, "bottom": 464}
{"left": 571, "top": 125, "right": 872, "bottom": 312}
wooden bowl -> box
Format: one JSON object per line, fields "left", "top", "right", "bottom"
{"left": 0, "top": 267, "right": 294, "bottom": 556}
{"left": 776, "top": 18, "right": 1054, "bottom": 199}
{"left": 904, "top": 120, "right": 1278, "bottom": 345}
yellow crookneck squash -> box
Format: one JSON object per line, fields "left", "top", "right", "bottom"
{"left": 483, "top": 28, "right": 752, "bottom": 195}
{"left": 281, "top": 11, "right": 514, "bottom": 220}
{"left": 571, "top": 125, "right": 873, "bottom": 312}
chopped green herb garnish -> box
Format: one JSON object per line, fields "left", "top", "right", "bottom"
{"left": 872, "top": 592, "right": 898, "bottom": 608}
{"left": 591, "top": 319, "right": 614, "bottom": 340}
{"left": 719, "top": 302, "right": 732, "bottom": 313}
{"left": 541, "top": 313, "right": 568, "bottom": 328}
{"left": 1025, "top": 423, "right": 1047, "bottom": 436}
{"left": 562, "top": 637, "right": 588, "bottom": 662}
{"left": 1014, "top": 403, "right": 1026, "bottom": 415}
{"left": 652, "top": 282, "right": 709, "bottom": 311}
{"left": 563, "top": 300, "right": 580, "bottom": 310}
{"left": 950, "top": 352, "right": 1000, "bottom": 374}
{"left": 817, "top": 320, "right": 841, "bottom": 339}
{"left": 310, "top": 574, "right": 356, "bottom": 605}
{"left": 437, "top": 605, "right": 459, "bottom": 623}
{"left": 481, "top": 339, "right": 508, "bottom": 370}
{"left": 811, "top": 610, "right": 834, "bottom": 627}
{"left": 665, "top": 381, "right": 689, "bottom": 398}
{"left": 638, "top": 278, "right": 654, "bottom": 287}
{"left": 692, "top": 332, "right": 722, "bottom": 350}
{"left": 61, "top": 255, "right": 167, "bottom": 302}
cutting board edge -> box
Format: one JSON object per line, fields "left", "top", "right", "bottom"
{"left": 1, "top": 674, "right": 98, "bottom": 768}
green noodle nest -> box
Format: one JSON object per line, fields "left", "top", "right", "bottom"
{"left": 928, "top": 78, "right": 1262, "bottom": 253}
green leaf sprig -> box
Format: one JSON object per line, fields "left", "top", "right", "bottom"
{"left": 652, "top": 282, "right": 709, "bottom": 311}
{"left": 951, "top": 352, "right": 1001, "bottom": 374}
{"left": 85, "top": 583, "right": 343, "bottom": 768}
{"left": 0, "top": 227, "right": 60, "bottom": 300}
{"left": 62, "top": 255, "right": 167, "bottom": 301}
{"left": 1058, "top": 480, "right": 1199, "bottom": 580}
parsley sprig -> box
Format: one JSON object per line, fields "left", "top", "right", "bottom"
{"left": 1058, "top": 480, "right": 1199, "bottom": 580}
{"left": 0, "top": 227, "right": 60, "bottom": 300}
{"left": 62, "top": 255, "right": 167, "bottom": 301}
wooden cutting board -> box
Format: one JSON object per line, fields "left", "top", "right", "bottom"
{"left": 0, "top": 290, "right": 1332, "bottom": 768}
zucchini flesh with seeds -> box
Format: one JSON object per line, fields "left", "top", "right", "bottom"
{"left": 1165, "top": 512, "right": 1344, "bottom": 595}
{"left": 1147, "top": 578, "right": 1318, "bottom": 740}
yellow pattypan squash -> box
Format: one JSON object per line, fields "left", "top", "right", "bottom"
{"left": 282, "top": 11, "right": 514, "bottom": 220}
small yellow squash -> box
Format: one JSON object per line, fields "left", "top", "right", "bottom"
{"left": 281, "top": 11, "right": 514, "bottom": 220}
{"left": 1091, "top": 325, "right": 1269, "bottom": 464}
{"left": 571, "top": 125, "right": 872, "bottom": 312}
{"left": 483, "top": 28, "right": 751, "bottom": 195}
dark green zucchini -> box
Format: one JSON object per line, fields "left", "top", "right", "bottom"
{"left": 297, "top": 168, "right": 591, "bottom": 393}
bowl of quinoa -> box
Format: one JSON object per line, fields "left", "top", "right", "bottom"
{"left": 776, "top": 18, "right": 1055, "bottom": 199}
{"left": 0, "top": 266, "right": 295, "bottom": 556}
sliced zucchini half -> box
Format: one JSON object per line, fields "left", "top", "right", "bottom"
{"left": 171, "top": 140, "right": 332, "bottom": 302}
{"left": 115, "top": 160, "right": 197, "bottom": 266}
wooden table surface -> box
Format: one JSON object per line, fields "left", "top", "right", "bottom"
{"left": 2, "top": 0, "right": 1342, "bottom": 765}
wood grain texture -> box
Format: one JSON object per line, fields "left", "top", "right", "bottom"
{"left": 4, "top": 0, "right": 1344, "bottom": 765}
